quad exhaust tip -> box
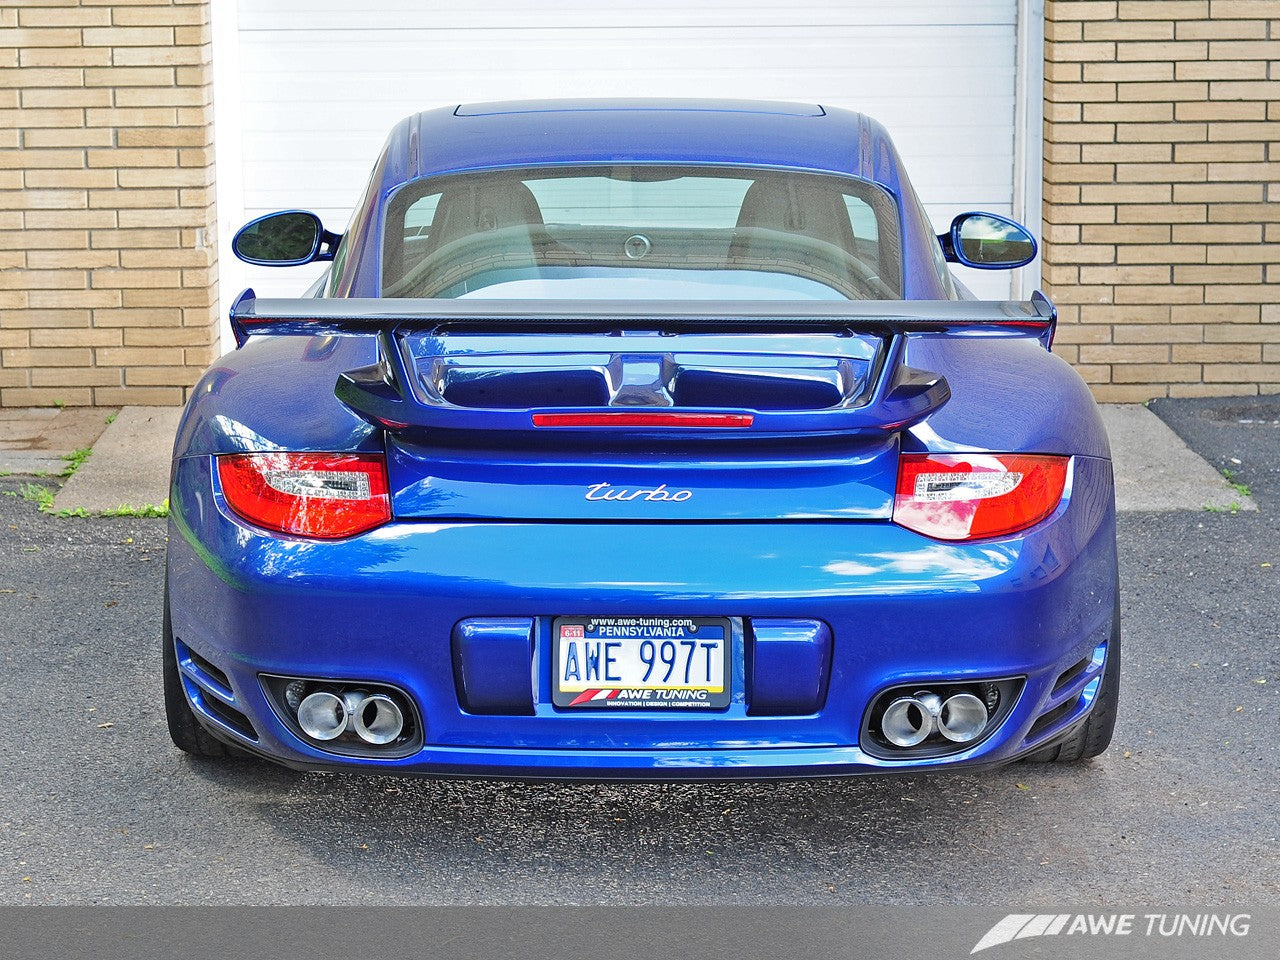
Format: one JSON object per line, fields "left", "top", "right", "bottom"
{"left": 879, "top": 689, "right": 991, "bottom": 749}
{"left": 297, "top": 691, "right": 348, "bottom": 741}
{"left": 881, "top": 693, "right": 941, "bottom": 748}
{"left": 937, "top": 692, "right": 988, "bottom": 743}
{"left": 293, "top": 686, "right": 407, "bottom": 747}
{"left": 350, "top": 692, "right": 405, "bottom": 745}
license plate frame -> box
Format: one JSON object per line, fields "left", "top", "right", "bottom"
{"left": 552, "top": 616, "right": 731, "bottom": 710}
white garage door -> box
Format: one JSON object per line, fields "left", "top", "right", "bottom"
{"left": 213, "top": 0, "right": 1036, "bottom": 334}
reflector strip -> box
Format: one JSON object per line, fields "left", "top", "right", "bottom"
{"left": 532, "top": 412, "right": 753, "bottom": 428}
{"left": 263, "top": 469, "right": 371, "bottom": 500}
{"left": 914, "top": 471, "right": 1023, "bottom": 502}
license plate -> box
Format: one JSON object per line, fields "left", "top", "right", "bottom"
{"left": 552, "top": 616, "right": 731, "bottom": 709}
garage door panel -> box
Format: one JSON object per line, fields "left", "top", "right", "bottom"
{"left": 224, "top": 1, "right": 1022, "bottom": 305}
{"left": 240, "top": 1, "right": 1017, "bottom": 32}
{"left": 237, "top": 28, "right": 1012, "bottom": 75}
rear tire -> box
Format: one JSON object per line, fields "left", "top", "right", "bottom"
{"left": 1023, "top": 599, "right": 1121, "bottom": 764}
{"left": 162, "top": 579, "right": 237, "bottom": 759}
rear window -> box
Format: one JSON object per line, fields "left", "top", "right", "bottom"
{"left": 381, "top": 165, "right": 902, "bottom": 300}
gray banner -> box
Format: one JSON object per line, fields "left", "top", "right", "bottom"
{"left": 0, "top": 907, "right": 1276, "bottom": 960}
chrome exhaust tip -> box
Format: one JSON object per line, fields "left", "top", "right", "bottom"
{"left": 296, "top": 691, "right": 348, "bottom": 741}
{"left": 351, "top": 693, "right": 405, "bottom": 745}
{"left": 937, "top": 692, "right": 989, "bottom": 743}
{"left": 268, "top": 676, "right": 419, "bottom": 755}
{"left": 881, "top": 694, "right": 939, "bottom": 747}
{"left": 864, "top": 679, "right": 1018, "bottom": 758}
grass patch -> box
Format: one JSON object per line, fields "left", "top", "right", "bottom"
{"left": 16, "top": 482, "right": 86, "bottom": 517}
{"left": 101, "top": 499, "right": 169, "bottom": 519}
{"left": 1220, "top": 467, "right": 1252, "bottom": 499}
{"left": 60, "top": 446, "right": 92, "bottom": 477}
{"left": 18, "top": 483, "right": 54, "bottom": 511}
{"left": 7, "top": 470, "right": 167, "bottom": 519}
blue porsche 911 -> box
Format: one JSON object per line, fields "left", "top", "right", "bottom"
{"left": 164, "top": 99, "right": 1119, "bottom": 778}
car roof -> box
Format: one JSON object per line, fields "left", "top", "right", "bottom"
{"left": 377, "top": 99, "right": 907, "bottom": 192}
{"left": 334, "top": 99, "right": 946, "bottom": 301}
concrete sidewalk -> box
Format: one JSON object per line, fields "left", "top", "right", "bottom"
{"left": 1103, "top": 404, "right": 1254, "bottom": 512}
{"left": 54, "top": 406, "right": 180, "bottom": 513}
{"left": 0, "top": 402, "right": 1258, "bottom": 515}
{"left": 0, "top": 407, "right": 113, "bottom": 476}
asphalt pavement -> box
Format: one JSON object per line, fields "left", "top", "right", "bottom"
{"left": 0, "top": 396, "right": 1276, "bottom": 904}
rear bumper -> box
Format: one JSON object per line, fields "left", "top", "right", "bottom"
{"left": 167, "top": 454, "right": 1117, "bottom": 779}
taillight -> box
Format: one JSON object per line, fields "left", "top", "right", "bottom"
{"left": 893, "top": 453, "right": 1068, "bottom": 541}
{"left": 217, "top": 453, "right": 391, "bottom": 539}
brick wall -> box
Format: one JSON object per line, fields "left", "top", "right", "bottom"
{"left": 2, "top": 4, "right": 1276, "bottom": 406}
{"left": 1043, "top": 0, "right": 1279, "bottom": 401}
{"left": 0, "top": 0, "right": 218, "bottom": 407}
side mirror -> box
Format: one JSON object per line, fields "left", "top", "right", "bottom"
{"left": 939, "top": 212, "right": 1037, "bottom": 270}
{"left": 232, "top": 210, "right": 341, "bottom": 266}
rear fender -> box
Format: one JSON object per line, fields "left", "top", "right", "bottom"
{"left": 903, "top": 333, "right": 1109, "bottom": 459}
{"left": 173, "top": 334, "right": 382, "bottom": 459}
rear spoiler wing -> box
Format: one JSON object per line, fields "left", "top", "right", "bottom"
{"left": 228, "top": 291, "right": 1056, "bottom": 438}
{"left": 230, "top": 290, "right": 1056, "bottom": 343}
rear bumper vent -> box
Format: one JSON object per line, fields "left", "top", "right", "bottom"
{"left": 1024, "top": 641, "right": 1108, "bottom": 747}
{"left": 1051, "top": 654, "right": 1091, "bottom": 696}
{"left": 1027, "top": 698, "right": 1076, "bottom": 742}
{"left": 186, "top": 645, "right": 231, "bottom": 692}
{"left": 174, "top": 638, "right": 258, "bottom": 742}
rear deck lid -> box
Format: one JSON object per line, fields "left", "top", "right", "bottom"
{"left": 386, "top": 328, "right": 899, "bottom": 521}
{"left": 226, "top": 294, "right": 1058, "bottom": 523}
